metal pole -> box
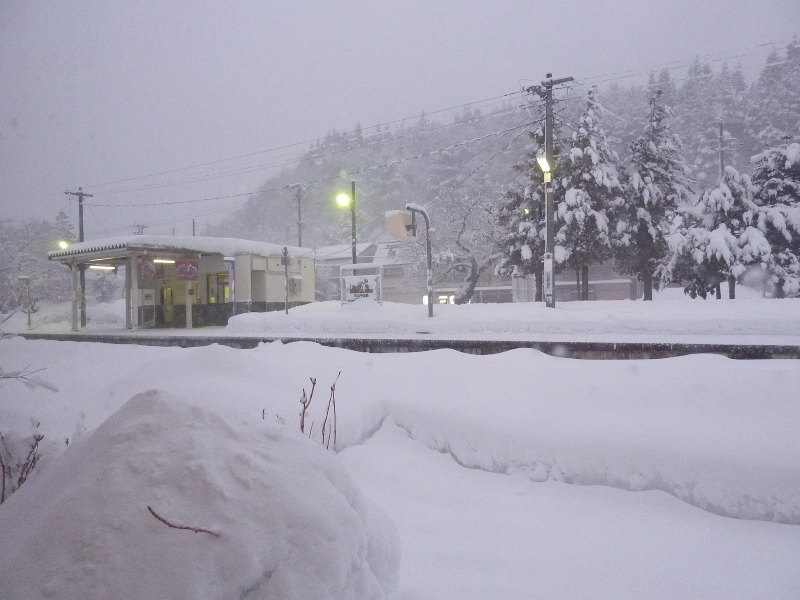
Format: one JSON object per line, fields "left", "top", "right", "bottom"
{"left": 406, "top": 205, "right": 434, "bottom": 317}
{"left": 350, "top": 180, "right": 357, "bottom": 265}
{"left": 426, "top": 232, "right": 433, "bottom": 318}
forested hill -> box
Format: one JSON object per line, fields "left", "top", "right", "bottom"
{"left": 209, "top": 41, "right": 799, "bottom": 251}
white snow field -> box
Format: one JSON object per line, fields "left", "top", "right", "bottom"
{"left": 1, "top": 293, "right": 799, "bottom": 599}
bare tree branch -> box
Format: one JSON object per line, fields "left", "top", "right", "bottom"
{"left": 147, "top": 505, "right": 220, "bottom": 537}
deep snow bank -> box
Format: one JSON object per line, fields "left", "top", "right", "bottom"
{"left": 0, "top": 390, "right": 399, "bottom": 600}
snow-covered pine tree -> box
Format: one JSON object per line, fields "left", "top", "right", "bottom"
{"left": 555, "top": 88, "right": 623, "bottom": 300}
{"left": 614, "top": 90, "right": 693, "bottom": 300}
{"left": 749, "top": 142, "right": 800, "bottom": 297}
{"left": 601, "top": 81, "right": 647, "bottom": 165}
{"left": 711, "top": 63, "right": 749, "bottom": 175}
{"left": 676, "top": 57, "right": 722, "bottom": 187}
{"left": 659, "top": 166, "right": 761, "bottom": 299}
{"left": 745, "top": 38, "right": 800, "bottom": 154}
{"left": 496, "top": 124, "right": 550, "bottom": 300}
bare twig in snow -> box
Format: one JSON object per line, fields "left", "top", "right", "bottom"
{"left": 321, "top": 372, "right": 341, "bottom": 451}
{"left": 147, "top": 505, "right": 220, "bottom": 537}
{"left": 0, "top": 365, "right": 45, "bottom": 382}
{"left": 300, "top": 377, "right": 316, "bottom": 434}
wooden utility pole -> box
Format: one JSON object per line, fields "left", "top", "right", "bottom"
{"left": 527, "top": 73, "right": 573, "bottom": 308}
{"left": 65, "top": 187, "right": 93, "bottom": 328}
{"left": 717, "top": 118, "right": 725, "bottom": 184}
{"left": 294, "top": 185, "right": 304, "bottom": 247}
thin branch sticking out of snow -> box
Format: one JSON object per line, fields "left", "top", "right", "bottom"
{"left": 147, "top": 505, "right": 220, "bottom": 538}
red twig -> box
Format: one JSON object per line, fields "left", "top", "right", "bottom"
{"left": 147, "top": 505, "right": 220, "bottom": 537}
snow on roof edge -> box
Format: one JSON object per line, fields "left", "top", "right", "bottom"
{"left": 48, "top": 235, "right": 315, "bottom": 260}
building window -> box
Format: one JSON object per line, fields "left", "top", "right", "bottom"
{"left": 207, "top": 273, "right": 230, "bottom": 304}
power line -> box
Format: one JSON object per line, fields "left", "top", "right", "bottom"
{"left": 86, "top": 91, "right": 521, "bottom": 192}
{"left": 91, "top": 100, "right": 531, "bottom": 197}
{"left": 86, "top": 37, "right": 785, "bottom": 202}
{"left": 86, "top": 121, "right": 536, "bottom": 209}
{"left": 76, "top": 38, "right": 789, "bottom": 239}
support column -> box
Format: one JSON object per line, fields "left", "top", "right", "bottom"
{"left": 125, "top": 256, "right": 132, "bottom": 329}
{"left": 130, "top": 255, "right": 139, "bottom": 329}
{"left": 185, "top": 281, "right": 193, "bottom": 329}
{"left": 71, "top": 264, "right": 79, "bottom": 332}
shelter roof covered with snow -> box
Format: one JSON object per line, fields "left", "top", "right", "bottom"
{"left": 48, "top": 235, "right": 314, "bottom": 262}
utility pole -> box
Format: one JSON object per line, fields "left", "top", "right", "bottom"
{"left": 350, "top": 180, "right": 357, "bottom": 265}
{"left": 65, "top": 187, "right": 93, "bottom": 328}
{"left": 294, "top": 185, "right": 304, "bottom": 246}
{"left": 526, "top": 73, "right": 573, "bottom": 308}
{"left": 717, "top": 118, "right": 725, "bottom": 184}
{"left": 192, "top": 218, "right": 196, "bottom": 236}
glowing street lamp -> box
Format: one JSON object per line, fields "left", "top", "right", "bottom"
{"left": 537, "top": 152, "right": 555, "bottom": 308}
{"left": 336, "top": 180, "right": 357, "bottom": 265}
{"left": 536, "top": 155, "right": 552, "bottom": 181}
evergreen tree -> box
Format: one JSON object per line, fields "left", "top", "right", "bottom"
{"left": 745, "top": 39, "right": 800, "bottom": 153}
{"left": 658, "top": 166, "right": 759, "bottom": 298}
{"left": 711, "top": 63, "right": 749, "bottom": 175}
{"left": 749, "top": 142, "right": 800, "bottom": 297}
{"left": 602, "top": 82, "right": 647, "bottom": 166}
{"left": 496, "top": 125, "right": 549, "bottom": 299}
{"left": 555, "top": 88, "right": 623, "bottom": 299}
{"left": 614, "top": 91, "right": 693, "bottom": 300}
{"left": 676, "top": 57, "right": 718, "bottom": 187}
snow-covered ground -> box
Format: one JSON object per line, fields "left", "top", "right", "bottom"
{"left": 4, "top": 285, "right": 800, "bottom": 346}
{"left": 1, "top": 293, "right": 799, "bottom": 599}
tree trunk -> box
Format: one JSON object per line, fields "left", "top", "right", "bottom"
{"left": 581, "top": 264, "right": 589, "bottom": 300}
{"left": 776, "top": 278, "right": 786, "bottom": 299}
{"left": 715, "top": 282, "right": 722, "bottom": 299}
{"left": 453, "top": 256, "right": 479, "bottom": 305}
{"left": 728, "top": 275, "right": 736, "bottom": 299}
{"left": 642, "top": 271, "right": 653, "bottom": 301}
{"left": 575, "top": 268, "right": 580, "bottom": 299}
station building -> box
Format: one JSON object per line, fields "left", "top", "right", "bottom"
{"left": 48, "top": 235, "right": 315, "bottom": 330}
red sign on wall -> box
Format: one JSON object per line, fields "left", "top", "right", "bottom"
{"left": 138, "top": 257, "right": 156, "bottom": 281}
{"left": 175, "top": 258, "right": 199, "bottom": 281}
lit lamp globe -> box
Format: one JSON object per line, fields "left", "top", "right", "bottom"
{"left": 336, "top": 192, "right": 351, "bottom": 208}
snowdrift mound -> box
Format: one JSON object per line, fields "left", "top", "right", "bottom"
{"left": 0, "top": 390, "right": 399, "bottom": 600}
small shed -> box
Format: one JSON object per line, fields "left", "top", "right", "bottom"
{"left": 48, "top": 235, "right": 315, "bottom": 330}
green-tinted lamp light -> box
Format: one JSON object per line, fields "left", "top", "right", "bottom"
{"left": 536, "top": 156, "right": 551, "bottom": 173}
{"left": 336, "top": 192, "right": 352, "bottom": 208}
{"left": 58, "top": 240, "right": 70, "bottom": 250}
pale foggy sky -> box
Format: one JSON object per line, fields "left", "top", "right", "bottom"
{"left": 1, "top": 0, "right": 797, "bottom": 240}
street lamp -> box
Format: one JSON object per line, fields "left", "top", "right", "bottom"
{"left": 405, "top": 204, "right": 434, "bottom": 318}
{"left": 18, "top": 275, "right": 31, "bottom": 330}
{"left": 336, "top": 180, "right": 357, "bottom": 265}
{"left": 537, "top": 152, "right": 555, "bottom": 308}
